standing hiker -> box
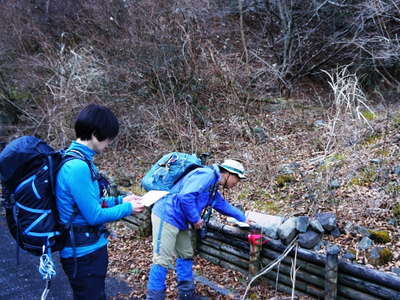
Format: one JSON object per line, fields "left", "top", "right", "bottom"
{"left": 146, "top": 159, "right": 247, "bottom": 300}
{"left": 56, "top": 103, "right": 144, "bottom": 300}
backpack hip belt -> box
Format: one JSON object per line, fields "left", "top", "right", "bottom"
{"left": 64, "top": 224, "right": 108, "bottom": 247}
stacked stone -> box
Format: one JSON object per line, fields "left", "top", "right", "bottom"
{"left": 246, "top": 211, "right": 339, "bottom": 250}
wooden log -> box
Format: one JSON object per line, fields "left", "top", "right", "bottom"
{"left": 260, "top": 257, "right": 325, "bottom": 289}
{"left": 325, "top": 245, "right": 339, "bottom": 299}
{"left": 122, "top": 216, "right": 143, "bottom": 226}
{"left": 263, "top": 239, "right": 326, "bottom": 267}
{"left": 208, "top": 220, "right": 326, "bottom": 266}
{"left": 200, "top": 249, "right": 352, "bottom": 300}
{"left": 209, "top": 221, "right": 323, "bottom": 264}
{"left": 198, "top": 244, "right": 249, "bottom": 269}
{"left": 198, "top": 252, "right": 248, "bottom": 275}
{"left": 200, "top": 244, "right": 324, "bottom": 298}
{"left": 261, "top": 276, "right": 349, "bottom": 300}
{"left": 262, "top": 277, "right": 309, "bottom": 298}
{"left": 262, "top": 248, "right": 325, "bottom": 277}
{"left": 133, "top": 210, "right": 151, "bottom": 221}
{"left": 262, "top": 268, "right": 325, "bottom": 299}
{"left": 199, "top": 238, "right": 250, "bottom": 260}
{"left": 263, "top": 243, "right": 399, "bottom": 299}
{"left": 205, "top": 231, "right": 250, "bottom": 252}
{"left": 264, "top": 248, "right": 400, "bottom": 299}
{"left": 200, "top": 243, "right": 326, "bottom": 292}
{"left": 338, "top": 273, "right": 400, "bottom": 299}
{"left": 123, "top": 221, "right": 139, "bottom": 231}
{"left": 336, "top": 284, "right": 384, "bottom": 300}
{"left": 338, "top": 260, "right": 400, "bottom": 292}
{"left": 207, "top": 220, "right": 249, "bottom": 240}
{"left": 208, "top": 220, "right": 400, "bottom": 298}
{"left": 268, "top": 237, "right": 400, "bottom": 293}
{"left": 263, "top": 240, "right": 400, "bottom": 298}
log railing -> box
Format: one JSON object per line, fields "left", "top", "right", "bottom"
{"left": 196, "top": 220, "right": 400, "bottom": 300}
{"left": 122, "top": 210, "right": 151, "bottom": 236}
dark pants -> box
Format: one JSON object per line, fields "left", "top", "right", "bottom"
{"left": 61, "top": 246, "right": 108, "bottom": 300}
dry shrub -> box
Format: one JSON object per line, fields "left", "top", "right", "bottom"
{"left": 322, "top": 67, "right": 375, "bottom": 153}
{"left": 1, "top": 0, "right": 398, "bottom": 159}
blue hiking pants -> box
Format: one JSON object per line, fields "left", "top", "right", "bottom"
{"left": 60, "top": 245, "right": 108, "bottom": 300}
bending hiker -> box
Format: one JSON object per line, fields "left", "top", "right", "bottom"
{"left": 56, "top": 104, "right": 144, "bottom": 300}
{"left": 146, "top": 159, "right": 247, "bottom": 300}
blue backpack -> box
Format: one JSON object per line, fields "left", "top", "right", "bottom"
{"left": 0, "top": 136, "right": 103, "bottom": 257}
{"left": 141, "top": 152, "right": 205, "bottom": 191}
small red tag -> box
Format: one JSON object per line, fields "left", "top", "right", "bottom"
{"left": 248, "top": 234, "right": 268, "bottom": 246}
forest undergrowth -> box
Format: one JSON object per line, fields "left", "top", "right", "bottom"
{"left": 1, "top": 1, "right": 400, "bottom": 298}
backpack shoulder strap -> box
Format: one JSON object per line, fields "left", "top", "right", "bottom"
{"left": 61, "top": 149, "right": 97, "bottom": 181}
{"left": 201, "top": 166, "right": 220, "bottom": 222}
{"left": 209, "top": 165, "right": 219, "bottom": 201}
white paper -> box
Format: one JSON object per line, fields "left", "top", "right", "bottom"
{"left": 141, "top": 190, "right": 169, "bottom": 207}
{"left": 226, "top": 216, "right": 250, "bottom": 228}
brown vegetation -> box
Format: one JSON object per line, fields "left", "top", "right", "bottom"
{"left": 1, "top": 0, "right": 400, "bottom": 298}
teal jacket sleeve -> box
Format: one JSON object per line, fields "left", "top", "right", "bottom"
{"left": 59, "top": 159, "right": 132, "bottom": 225}
{"left": 213, "top": 191, "right": 246, "bottom": 222}
{"left": 177, "top": 170, "right": 215, "bottom": 224}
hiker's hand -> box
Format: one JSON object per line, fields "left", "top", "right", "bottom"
{"left": 123, "top": 195, "right": 145, "bottom": 214}
{"left": 132, "top": 199, "right": 145, "bottom": 214}
{"left": 246, "top": 218, "right": 255, "bottom": 225}
{"left": 123, "top": 194, "right": 142, "bottom": 202}
{"left": 193, "top": 219, "right": 203, "bottom": 230}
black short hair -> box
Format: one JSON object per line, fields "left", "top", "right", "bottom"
{"left": 74, "top": 104, "right": 119, "bottom": 141}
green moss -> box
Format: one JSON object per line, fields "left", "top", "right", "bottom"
{"left": 385, "top": 183, "right": 400, "bottom": 195}
{"left": 393, "top": 203, "right": 400, "bottom": 219}
{"left": 10, "top": 89, "right": 31, "bottom": 101}
{"left": 362, "top": 134, "right": 381, "bottom": 146}
{"left": 249, "top": 293, "right": 258, "bottom": 300}
{"left": 378, "top": 248, "right": 393, "bottom": 264}
{"left": 374, "top": 149, "right": 390, "bottom": 157}
{"left": 238, "top": 187, "right": 251, "bottom": 201}
{"left": 275, "top": 174, "right": 295, "bottom": 187}
{"left": 319, "top": 152, "right": 345, "bottom": 172}
{"left": 243, "top": 189, "right": 281, "bottom": 214}
{"left": 329, "top": 153, "right": 345, "bottom": 161}
{"left": 367, "top": 248, "right": 394, "bottom": 266}
{"left": 348, "top": 167, "right": 378, "bottom": 186}
{"left": 361, "top": 110, "right": 376, "bottom": 121}
{"left": 369, "top": 230, "right": 391, "bottom": 244}
{"left": 254, "top": 199, "right": 280, "bottom": 214}
{"left": 392, "top": 112, "right": 400, "bottom": 128}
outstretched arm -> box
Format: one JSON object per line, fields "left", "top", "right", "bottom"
{"left": 213, "top": 191, "right": 246, "bottom": 222}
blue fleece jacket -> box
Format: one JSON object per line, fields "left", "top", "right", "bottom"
{"left": 152, "top": 164, "right": 245, "bottom": 230}
{"left": 55, "top": 141, "right": 132, "bottom": 258}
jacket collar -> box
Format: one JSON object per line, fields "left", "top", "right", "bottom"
{"left": 68, "top": 141, "right": 96, "bottom": 161}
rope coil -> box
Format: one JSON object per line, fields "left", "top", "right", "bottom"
{"left": 39, "top": 253, "right": 56, "bottom": 280}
